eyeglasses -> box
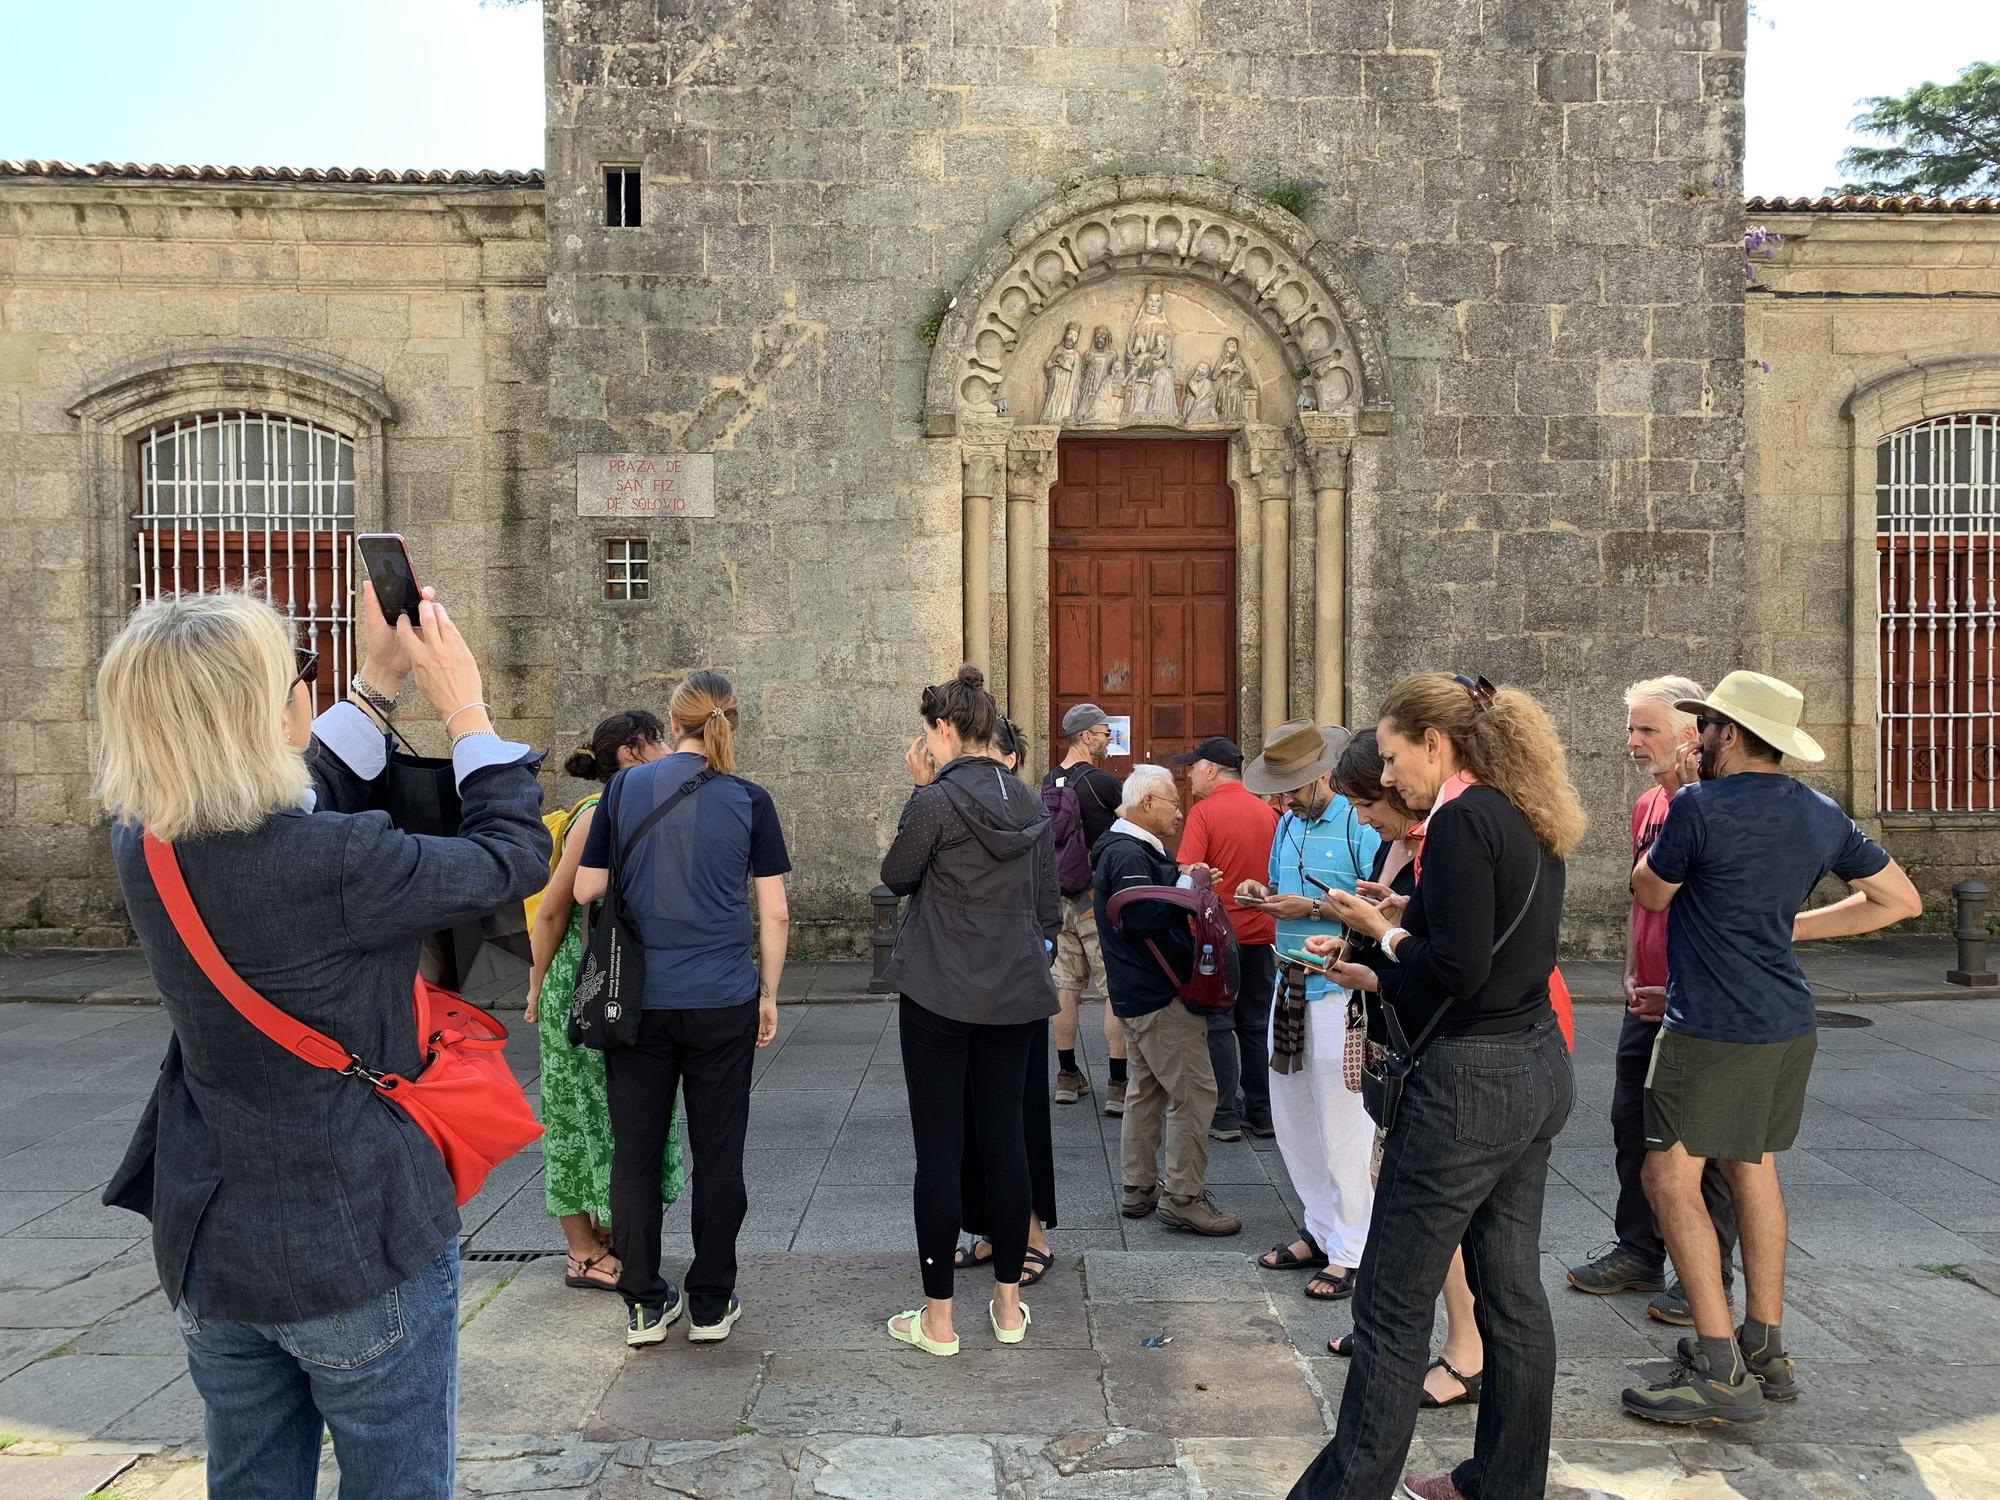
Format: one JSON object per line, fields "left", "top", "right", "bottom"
{"left": 1693, "top": 713, "right": 1728, "bottom": 734}
{"left": 1454, "top": 673, "right": 1496, "bottom": 711}
{"left": 289, "top": 647, "right": 319, "bottom": 692}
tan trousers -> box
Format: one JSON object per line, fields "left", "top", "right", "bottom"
{"left": 1120, "top": 1001, "right": 1218, "bottom": 1200}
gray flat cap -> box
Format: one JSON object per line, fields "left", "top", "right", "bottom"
{"left": 1061, "top": 703, "right": 1111, "bottom": 738}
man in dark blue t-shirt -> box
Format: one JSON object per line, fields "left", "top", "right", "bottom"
{"left": 1623, "top": 672, "right": 1920, "bottom": 1428}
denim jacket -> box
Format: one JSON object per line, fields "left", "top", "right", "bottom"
{"left": 102, "top": 707, "right": 549, "bottom": 1323}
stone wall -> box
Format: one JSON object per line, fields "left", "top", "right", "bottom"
{"left": 0, "top": 176, "right": 549, "bottom": 944}
{"left": 1744, "top": 207, "right": 2000, "bottom": 918}
{"left": 546, "top": 0, "right": 1750, "bottom": 953}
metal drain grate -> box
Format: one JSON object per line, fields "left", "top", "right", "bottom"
{"left": 1814, "top": 1010, "right": 1874, "bottom": 1030}
{"left": 460, "top": 1249, "right": 563, "bottom": 1263}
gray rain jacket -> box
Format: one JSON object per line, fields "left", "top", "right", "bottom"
{"left": 879, "top": 755, "right": 1061, "bottom": 1026}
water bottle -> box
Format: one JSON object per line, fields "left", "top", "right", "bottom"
{"left": 1198, "top": 942, "right": 1216, "bottom": 977}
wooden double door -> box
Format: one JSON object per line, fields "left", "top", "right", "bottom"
{"left": 1049, "top": 439, "right": 1238, "bottom": 771}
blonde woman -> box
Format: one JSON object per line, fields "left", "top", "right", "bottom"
{"left": 95, "top": 585, "right": 549, "bottom": 1500}
{"left": 1294, "top": 673, "right": 1585, "bottom": 1500}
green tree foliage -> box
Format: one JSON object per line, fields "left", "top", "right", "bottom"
{"left": 1834, "top": 61, "right": 2000, "bottom": 197}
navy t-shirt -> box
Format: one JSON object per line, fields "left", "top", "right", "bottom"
{"left": 1647, "top": 773, "right": 1889, "bottom": 1044}
{"left": 580, "top": 753, "right": 791, "bottom": 1009}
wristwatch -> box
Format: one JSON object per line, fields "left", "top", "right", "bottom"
{"left": 348, "top": 674, "right": 398, "bottom": 719}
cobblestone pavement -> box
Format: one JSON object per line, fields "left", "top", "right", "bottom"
{"left": 3, "top": 996, "right": 2000, "bottom": 1497}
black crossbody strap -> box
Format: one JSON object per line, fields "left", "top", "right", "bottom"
{"left": 1385, "top": 854, "right": 1543, "bottom": 1059}
{"left": 607, "top": 767, "right": 718, "bottom": 882}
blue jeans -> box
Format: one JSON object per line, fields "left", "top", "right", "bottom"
{"left": 175, "top": 1243, "right": 460, "bottom": 1500}
{"left": 1292, "top": 1016, "right": 1574, "bottom": 1500}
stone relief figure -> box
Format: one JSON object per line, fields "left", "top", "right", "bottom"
{"left": 1074, "top": 325, "right": 1123, "bottom": 425}
{"left": 1126, "top": 331, "right": 1179, "bottom": 424}
{"left": 1181, "top": 360, "right": 1220, "bottom": 424}
{"left": 1125, "top": 282, "right": 1175, "bottom": 385}
{"left": 1041, "top": 321, "right": 1084, "bottom": 423}
{"left": 1214, "top": 337, "right": 1257, "bottom": 423}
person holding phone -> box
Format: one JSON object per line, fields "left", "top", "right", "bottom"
{"left": 1236, "top": 722, "right": 1378, "bottom": 1303}
{"left": 95, "top": 579, "right": 548, "bottom": 1500}
{"left": 1289, "top": 674, "right": 1583, "bottom": 1500}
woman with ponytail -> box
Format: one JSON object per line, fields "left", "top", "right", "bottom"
{"left": 573, "top": 672, "right": 791, "bottom": 1349}
{"left": 524, "top": 711, "right": 684, "bottom": 1292}
{"left": 1292, "top": 674, "right": 1583, "bottom": 1500}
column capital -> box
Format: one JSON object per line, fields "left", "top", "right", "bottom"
{"left": 1296, "top": 411, "right": 1355, "bottom": 490}
{"left": 1004, "top": 425, "right": 1061, "bottom": 502}
{"left": 1242, "top": 421, "right": 1294, "bottom": 501}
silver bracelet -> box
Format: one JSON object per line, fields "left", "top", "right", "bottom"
{"left": 348, "top": 674, "right": 398, "bottom": 717}
{"left": 443, "top": 700, "right": 490, "bottom": 734}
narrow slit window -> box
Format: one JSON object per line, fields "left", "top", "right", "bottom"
{"left": 604, "top": 537, "right": 650, "bottom": 600}
{"left": 605, "top": 167, "right": 641, "bottom": 228}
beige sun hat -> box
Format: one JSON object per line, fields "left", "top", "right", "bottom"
{"left": 1241, "top": 720, "right": 1353, "bottom": 795}
{"left": 1675, "top": 671, "right": 1825, "bottom": 763}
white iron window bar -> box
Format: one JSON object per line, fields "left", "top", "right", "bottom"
{"left": 604, "top": 537, "right": 650, "bottom": 600}
{"left": 605, "top": 167, "right": 641, "bottom": 228}
{"left": 1876, "top": 412, "right": 2000, "bottom": 813}
{"left": 133, "top": 412, "right": 357, "bottom": 713}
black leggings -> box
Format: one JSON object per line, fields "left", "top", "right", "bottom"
{"left": 899, "top": 996, "right": 1035, "bottom": 1301}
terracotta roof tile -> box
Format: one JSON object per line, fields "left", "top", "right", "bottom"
{"left": 0, "top": 160, "right": 543, "bottom": 187}
{"left": 1747, "top": 193, "right": 2000, "bottom": 214}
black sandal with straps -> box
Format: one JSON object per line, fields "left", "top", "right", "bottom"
{"left": 1419, "top": 1355, "right": 1483, "bottom": 1409}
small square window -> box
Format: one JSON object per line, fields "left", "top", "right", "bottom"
{"left": 605, "top": 167, "right": 641, "bottom": 228}
{"left": 604, "top": 537, "right": 650, "bottom": 601}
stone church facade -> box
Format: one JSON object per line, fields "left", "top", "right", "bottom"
{"left": 1, "top": 0, "right": 1994, "bottom": 952}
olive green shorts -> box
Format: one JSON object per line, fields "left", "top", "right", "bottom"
{"left": 1643, "top": 1027, "right": 1817, "bottom": 1165}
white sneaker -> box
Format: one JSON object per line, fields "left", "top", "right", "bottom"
{"left": 688, "top": 1294, "right": 742, "bottom": 1343}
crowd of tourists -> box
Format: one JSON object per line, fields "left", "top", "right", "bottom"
{"left": 87, "top": 575, "right": 1923, "bottom": 1500}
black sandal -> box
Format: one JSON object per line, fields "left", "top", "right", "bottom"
{"left": 953, "top": 1238, "right": 994, "bottom": 1270}
{"left": 564, "top": 1252, "right": 620, "bottom": 1292}
{"left": 1305, "top": 1268, "right": 1356, "bottom": 1301}
{"left": 1019, "top": 1247, "right": 1055, "bottom": 1288}
{"left": 1258, "top": 1234, "right": 1328, "bottom": 1272}
{"left": 1326, "top": 1333, "right": 1353, "bottom": 1357}
{"left": 1419, "top": 1355, "right": 1482, "bottom": 1409}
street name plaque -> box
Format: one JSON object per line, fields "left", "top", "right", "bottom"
{"left": 576, "top": 453, "right": 715, "bottom": 517}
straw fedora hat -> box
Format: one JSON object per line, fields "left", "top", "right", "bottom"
{"left": 1675, "top": 671, "right": 1825, "bottom": 763}
{"left": 1242, "top": 720, "right": 1353, "bottom": 796}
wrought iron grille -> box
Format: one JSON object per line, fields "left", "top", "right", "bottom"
{"left": 604, "top": 536, "right": 650, "bottom": 600}
{"left": 133, "top": 412, "right": 357, "bottom": 712}
{"left": 1876, "top": 412, "right": 2000, "bottom": 812}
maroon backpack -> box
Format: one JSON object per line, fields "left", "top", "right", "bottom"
{"left": 1104, "top": 867, "right": 1240, "bottom": 1012}
{"left": 1042, "top": 775, "right": 1094, "bottom": 896}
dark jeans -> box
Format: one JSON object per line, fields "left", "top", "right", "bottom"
{"left": 1208, "top": 942, "right": 1276, "bottom": 1132}
{"left": 900, "top": 996, "right": 1036, "bottom": 1301}
{"left": 175, "top": 1244, "right": 459, "bottom": 1500}
{"left": 605, "top": 1000, "right": 757, "bottom": 1324}
{"left": 1292, "top": 1016, "right": 1574, "bottom": 1500}
{"left": 1614, "top": 1011, "right": 1737, "bottom": 1276}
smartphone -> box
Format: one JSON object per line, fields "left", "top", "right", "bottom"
{"left": 1301, "top": 873, "right": 1333, "bottom": 895}
{"left": 356, "top": 534, "right": 422, "bottom": 626}
{"left": 1279, "top": 947, "right": 1332, "bottom": 974}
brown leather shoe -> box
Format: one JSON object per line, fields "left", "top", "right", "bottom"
{"left": 1157, "top": 1190, "right": 1242, "bottom": 1236}
{"left": 1103, "top": 1079, "right": 1127, "bottom": 1116}
{"left": 1120, "top": 1183, "right": 1161, "bottom": 1219}
{"left": 1054, "top": 1068, "right": 1089, "bottom": 1104}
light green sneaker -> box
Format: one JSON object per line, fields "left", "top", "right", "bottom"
{"left": 1621, "top": 1337, "right": 1768, "bottom": 1426}
{"left": 1738, "top": 1328, "right": 1798, "bottom": 1401}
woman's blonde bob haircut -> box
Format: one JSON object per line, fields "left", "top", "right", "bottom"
{"left": 1378, "top": 672, "right": 1589, "bottom": 858}
{"left": 95, "top": 590, "right": 311, "bottom": 841}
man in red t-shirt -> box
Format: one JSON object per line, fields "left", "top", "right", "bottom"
{"left": 1174, "top": 737, "right": 1279, "bottom": 1141}
{"left": 1567, "top": 677, "right": 1737, "bottom": 1324}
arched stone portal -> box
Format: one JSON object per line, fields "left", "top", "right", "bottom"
{"left": 923, "top": 175, "right": 1390, "bottom": 761}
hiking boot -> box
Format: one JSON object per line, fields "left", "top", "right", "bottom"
{"left": 1398, "top": 1476, "right": 1468, "bottom": 1500}
{"left": 1157, "top": 1190, "right": 1243, "bottom": 1237}
{"left": 1121, "top": 1183, "right": 1161, "bottom": 1219}
{"left": 1648, "top": 1276, "right": 1734, "bottom": 1327}
{"left": 625, "top": 1289, "right": 684, "bottom": 1348}
{"left": 1104, "top": 1079, "right": 1127, "bottom": 1116}
{"left": 688, "top": 1294, "right": 742, "bottom": 1344}
{"left": 1209, "top": 1122, "right": 1244, "bottom": 1142}
{"left": 1054, "top": 1068, "right": 1089, "bottom": 1104}
{"left": 1739, "top": 1327, "right": 1799, "bottom": 1401}
{"left": 1621, "top": 1337, "right": 1768, "bottom": 1426}
{"left": 1247, "top": 1116, "right": 1277, "bottom": 1139}
{"left": 1566, "top": 1243, "right": 1667, "bottom": 1296}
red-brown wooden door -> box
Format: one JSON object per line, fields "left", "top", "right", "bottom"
{"left": 1049, "top": 439, "right": 1237, "bottom": 773}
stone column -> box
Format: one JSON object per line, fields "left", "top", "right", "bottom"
{"left": 1244, "top": 423, "right": 1295, "bottom": 733}
{"left": 1299, "top": 412, "right": 1356, "bottom": 729}
{"left": 1004, "top": 426, "right": 1060, "bottom": 759}
{"left": 958, "top": 417, "right": 1009, "bottom": 678}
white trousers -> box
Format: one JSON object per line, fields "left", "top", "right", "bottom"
{"left": 1266, "top": 993, "right": 1377, "bottom": 1270}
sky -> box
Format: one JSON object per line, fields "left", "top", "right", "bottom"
{"left": 0, "top": 0, "right": 1990, "bottom": 196}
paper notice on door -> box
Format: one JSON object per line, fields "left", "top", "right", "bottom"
{"left": 1105, "top": 716, "right": 1132, "bottom": 757}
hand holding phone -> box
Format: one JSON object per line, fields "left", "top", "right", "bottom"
{"left": 356, "top": 534, "right": 423, "bottom": 627}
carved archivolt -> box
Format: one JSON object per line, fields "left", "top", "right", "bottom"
{"left": 923, "top": 175, "right": 1389, "bottom": 438}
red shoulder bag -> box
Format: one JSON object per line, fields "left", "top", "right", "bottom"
{"left": 143, "top": 832, "right": 543, "bottom": 1205}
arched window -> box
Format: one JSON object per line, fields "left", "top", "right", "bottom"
{"left": 133, "top": 411, "right": 357, "bottom": 710}
{"left": 1877, "top": 413, "right": 2000, "bottom": 812}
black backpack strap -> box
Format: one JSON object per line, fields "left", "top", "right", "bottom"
{"left": 607, "top": 767, "right": 718, "bottom": 881}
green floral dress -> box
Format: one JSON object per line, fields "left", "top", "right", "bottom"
{"left": 538, "top": 796, "right": 685, "bottom": 1221}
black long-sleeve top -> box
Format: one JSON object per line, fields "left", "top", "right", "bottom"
{"left": 1377, "top": 784, "right": 1565, "bottom": 1041}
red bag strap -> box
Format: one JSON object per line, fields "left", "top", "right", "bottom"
{"left": 142, "top": 831, "right": 361, "bottom": 1076}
